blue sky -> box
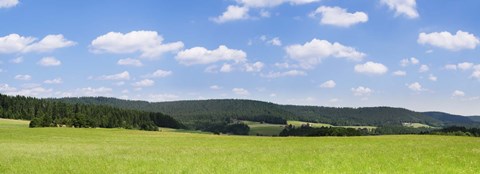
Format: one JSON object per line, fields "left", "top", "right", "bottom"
{"left": 1, "top": 0, "right": 480, "bottom": 115}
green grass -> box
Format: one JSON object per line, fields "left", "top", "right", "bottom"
{"left": 241, "top": 121, "right": 285, "bottom": 136}
{"left": 403, "top": 122, "right": 432, "bottom": 128}
{"left": 288, "top": 120, "right": 377, "bottom": 130}
{"left": 1, "top": 119, "right": 480, "bottom": 173}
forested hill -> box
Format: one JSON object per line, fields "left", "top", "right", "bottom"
{"left": 55, "top": 97, "right": 479, "bottom": 128}
{"left": 470, "top": 116, "right": 480, "bottom": 122}
{"left": 0, "top": 94, "right": 183, "bottom": 130}
{"left": 423, "top": 112, "right": 480, "bottom": 126}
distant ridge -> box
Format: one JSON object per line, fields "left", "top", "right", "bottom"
{"left": 56, "top": 97, "right": 480, "bottom": 128}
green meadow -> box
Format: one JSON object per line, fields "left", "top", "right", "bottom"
{"left": 1, "top": 118, "right": 479, "bottom": 173}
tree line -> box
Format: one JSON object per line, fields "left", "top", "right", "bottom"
{"left": 0, "top": 94, "right": 183, "bottom": 131}
{"left": 279, "top": 124, "right": 480, "bottom": 137}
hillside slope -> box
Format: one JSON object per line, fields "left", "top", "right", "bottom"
{"left": 54, "top": 97, "right": 479, "bottom": 128}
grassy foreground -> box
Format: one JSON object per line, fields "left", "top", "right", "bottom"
{"left": 1, "top": 119, "right": 479, "bottom": 173}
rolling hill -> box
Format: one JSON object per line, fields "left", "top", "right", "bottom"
{"left": 55, "top": 97, "right": 480, "bottom": 128}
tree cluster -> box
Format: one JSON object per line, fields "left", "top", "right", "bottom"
{"left": 279, "top": 124, "right": 370, "bottom": 137}
{"left": 0, "top": 94, "right": 183, "bottom": 131}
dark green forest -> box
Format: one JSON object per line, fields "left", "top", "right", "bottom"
{"left": 56, "top": 97, "right": 480, "bottom": 128}
{"left": 0, "top": 94, "right": 183, "bottom": 131}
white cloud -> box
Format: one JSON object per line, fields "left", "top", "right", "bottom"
{"left": 419, "top": 64, "right": 429, "bottom": 72}
{"left": 38, "top": 57, "right": 61, "bottom": 66}
{"left": 142, "top": 69, "right": 172, "bottom": 78}
{"left": 14, "top": 74, "right": 31, "bottom": 81}
{"left": 261, "top": 70, "right": 307, "bottom": 78}
{"left": 132, "top": 79, "right": 154, "bottom": 87}
{"left": 212, "top": 5, "right": 249, "bottom": 23}
{"left": 7, "top": 86, "right": 53, "bottom": 97}
{"left": 351, "top": 86, "right": 373, "bottom": 96}
{"left": 285, "top": 38, "right": 365, "bottom": 69}
{"left": 117, "top": 58, "right": 143, "bottom": 67}
{"left": 10, "top": 57, "right": 23, "bottom": 64}
{"left": 44, "top": 78, "right": 62, "bottom": 84}
{"left": 220, "top": 63, "right": 234, "bottom": 73}
{"left": 267, "top": 37, "right": 282, "bottom": 46}
{"left": 329, "top": 98, "right": 340, "bottom": 103}
{"left": 259, "top": 9, "right": 271, "bottom": 18}
{"left": 146, "top": 93, "right": 179, "bottom": 102}
{"left": 176, "top": 45, "right": 247, "bottom": 65}
{"left": 24, "top": 35, "right": 76, "bottom": 53}
{"left": 310, "top": 6, "right": 368, "bottom": 27}
{"left": 90, "top": 31, "right": 184, "bottom": 58}
{"left": 428, "top": 74, "right": 437, "bottom": 81}
{"left": 232, "top": 88, "right": 250, "bottom": 95}
{"left": 78, "top": 87, "right": 112, "bottom": 96}
{"left": 244, "top": 61, "right": 264, "bottom": 72}
{"left": 0, "top": 34, "right": 75, "bottom": 54}
{"left": 97, "top": 71, "right": 130, "bottom": 81}
{"left": 393, "top": 70, "right": 406, "bottom": 76}
{"left": 380, "top": 0, "right": 419, "bottom": 19}
{"left": 458, "top": 62, "right": 474, "bottom": 70}
{"left": 236, "top": 0, "right": 319, "bottom": 8}
{"left": 444, "top": 64, "right": 457, "bottom": 70}
{"left": 270, "top": 93, "right": 277, "bottom": 97}
{"left": 452, "top": 90, "right": 465, "bottom": 97}
{"left": 471, "top": 70, "right": 480, "bottom": 79}
{"left": 320, "top": 80, "right": 336, "bottom": 88}
{"left": 210, "top": 85, "right": 222, "bottom": 90}
{"left": 354, "top": 61, "right": 388, "bottom": 75}
{"left": 0, "top": 84, "right": 16, "bottom": 93}
{"left": 0, "top": 0, "right": 19, "bottom": 8}
{"left": 407, "top": 82, "right": 424, "bottom": 91}
{"left": 400, "top": 57, "right": 419, "bottom": 66}
{"left": 418, "top": 31, "right": 479, "bottom": 51}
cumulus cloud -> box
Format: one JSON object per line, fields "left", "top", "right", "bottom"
{"left": 142, "top": 69, "right": 172, "bottom": 78}
{"left": 131, "top": 79, "right": 155, "bottom": 87}
{"left": 77, "top": 87, "right": 112, "bottom": 96}
{"left": 380, "top": 0, "right": 419, "bottom": 18}
{"left": 90, "top": 31, "right": 184, "bottom": 58}
{"left": 220, "top": 64, "right": 234, "bottom": 73}
{"left": 117, "top": 58, "right": 143, "bottom": 67}
{"left": 212, "top": 5, "right": 249, "bottom": 23}
{"left": 0, "top": 34, "right": 75, "bottom": 54}
{"left": 0, "top": 84, "right": 16, "bottom": 93}
{"left": 237, "top": 0, "right": 319, "bottom": 8}
{"left": 418, "top": 31, "right": 479, "bottom": 51}
{"left": 354, "top": 61, "right": 388, "bottom": 75}
{"left": 261, "top": 70, "right": 307, "bottom": 78}
{"left": 452, "top": 90, "right": 465, "bottom": 97}
{"left": 285, "top": 38, "right": 365, "bottom": 69}
{"left": 146, "top": 93, "right": 179, "bottom": 102}
{"left": 458, "top": 62, "right": 474, "bottom": 70}
{"left": 38, "top": 57, "right": 61, "bottom": 66}
{"left": 97, "top": 71, "right": 130, "bottom": 81}
{"left": 210, "top": 85, "right": 222, "bottom": 90}
{"left": 400, "top": 57, "right": 419, "bottom": 67}
{"left": 267, "top": 37, "right": 282, "bottom": 46}
{"left": 14, "top": 74, "right": 31, "bottom": 81}
{"left": 244, "top": 61, "right": 264, "bottom": 72}
{"left": 10, "top": 57, "right": 23, "bottom": 64}
{"left": 232, "top": 88, "right": 250, "bottom": 95}
{"left": 471, "top": 70, "right": 480, "bottom": 79}
{"left": 393, "top": 70, "right": 406, "bottom": 76}
{"left": 44, "top": 78, "right": 62, "bottom": 84}
{"left": 419, "top": 64, "right": 429, "bottom": 72}
{"left": 0, "top": 0, "right": 19, "bottom": 8}
{"left": 444, "top": 64, "right": 457, "bottom": 70}
{"left": 407, "top": 82, "right": 425, "bottom": 91}
{"left": 351, "top": 86, "right": 373, "bottom": 96}
{"left": 176, "top": 45, "right": 247, "bottom": 65}
{"left": 320, "top": 80, "right": 336, "bottom": 88}
{"left": 428, "top": 74, "right": 437, "bottom": 81}
{"left": 310, "top": 6, "right": 368, "bottom": 27}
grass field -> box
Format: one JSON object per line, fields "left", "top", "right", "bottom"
{"left": 402, "top": 122, "right": 433, "bottom": 128}
{"left": 1, "top": 119, "right": 480, "bottom": 173}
